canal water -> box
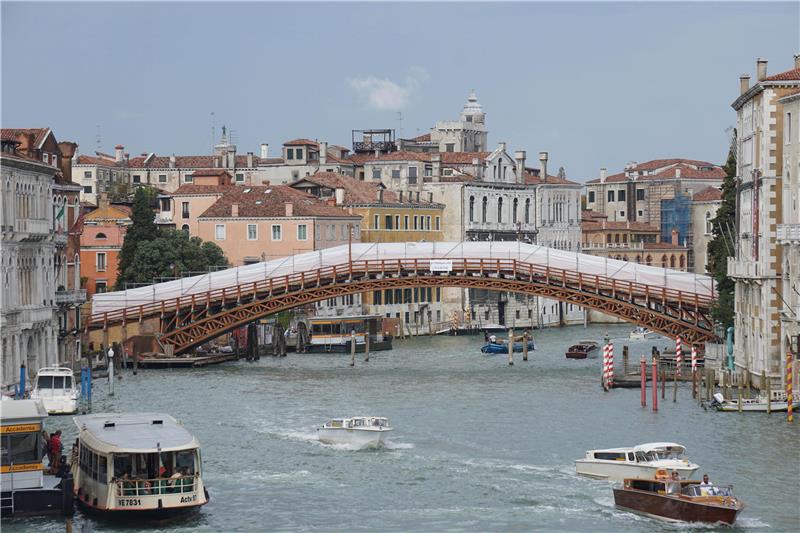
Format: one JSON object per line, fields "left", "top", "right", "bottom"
{"left": 8, "top": 323, "right": 798, "bottom": 532}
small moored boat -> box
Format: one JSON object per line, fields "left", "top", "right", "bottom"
{"left": 629, "top": 327, "right": 658, "bottom": 340}
{"left": 711, "top": 392, "right": 800, "bottom": 412}
{"left": 29, "top": 366, "right": 79, "bottom": 415}
{"left": 575, "top": 442, "right": 699, "bottom": 481}
{"left": 71, "top": 412, "right": 208, "bottom": 521}
{"left": 566, "top": 340, "right": 599, "bottom": 359}
{"left": 317, "top": 417, "right": 392, "bottom": 449}
{"left": 613, "top": 476, "right": 744, "bottom": 525}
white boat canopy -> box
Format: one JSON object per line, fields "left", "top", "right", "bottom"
{"left": 92, "top": 241, "right": 714, "bottom": 315}
{"left": 73, "top": 413, "right": 199, "bottom": 454}
{"left": 633, "top": 442, "right": 687, "bottom": 453}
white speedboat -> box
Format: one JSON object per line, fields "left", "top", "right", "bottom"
{"left": 711, "top": 392, "right": 800, "bottom": 412}
{"left": 71, "top": 412, "right": 209, "bottom": 520}
{"left": 575, "top": 442, "right": 699, "bottom": 481}
{"left": 317, "top": 417, "right": 392, "bottom": 449}
{"left": 629, "top": 327, "right": 658, "bottom": 340}
{"left": 29, "top": 366, "right": 79, "bottom": 414}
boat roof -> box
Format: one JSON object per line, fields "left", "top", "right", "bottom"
{"left": 308, "top": 315, "right": 382, "bottom": 323}
{"left": 35, "top": 366, "right": 74, "bottom": 376}
{"left": 633, "top": 442, "right": 686, "bottom": 452}
{"left": 0, "top": 398, "right": 48, "bottom": 423}
{"left": 73, "top": 413, "right": 199, "bottom": 453}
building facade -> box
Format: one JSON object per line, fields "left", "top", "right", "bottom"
{"left": 79, "top": 198, "right": 132, "bottom": 295}
{"left": 690, "top": 186, "right": 723, "bottom": 274}
{"left": 727, "top": 56, "right": 800, "bottom": 384}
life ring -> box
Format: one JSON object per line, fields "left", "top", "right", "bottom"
{"left": 655, "top": 469, "right": 668, "bottom": 480}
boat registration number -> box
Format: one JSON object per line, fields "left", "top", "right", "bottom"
{"left": 117, "top": 498, "right": 142, "bottom": 507}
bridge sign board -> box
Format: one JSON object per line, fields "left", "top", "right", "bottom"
{"left": 430, "top": 260, "right": 453, "bottom": 272}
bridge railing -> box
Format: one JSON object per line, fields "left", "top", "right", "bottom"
{"left": 88, "top": 258, "right": 713, "bottom": 329}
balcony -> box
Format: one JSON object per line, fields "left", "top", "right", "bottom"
{"left": 14, "top": 218, "right": 50, "bottom": 237}
{"left": 55, "top": 289, "right": 87, "bottom": 306}
{"left": 21, "top": 307, "right": 55, "bottom": 326}
{"left": 777, "top": 224, "right": 800, "bottom": 245}
{"left": 727, "top": 257, "right": 761, "bottom": 279}
{"left": 155, "top": 212, "right": 174, "bottom": 225}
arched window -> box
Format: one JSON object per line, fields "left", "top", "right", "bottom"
{"left": 481, "top": 197, "right": 488, "bottom": 223}
{"left": 661, "top": 255, "right": 668, "bottom": 267}
{"left": 636, "top": 255, "right": 641, "bottom": 263}
{"left": 181, "top": 224, "right": 189, "bottom": 233}
{"left": 705, "top": 211, "right": 713, "bottom": 234}
{"left": 646, "top": 255, "right": 652, "bottom": 265}
{"left": 469, "top": 196, "right": 475, "bottom": 222}
{"left": 512, "top": 198, "right": 518, "bottom": 222}
{"left": 95, "top": 232, "right": 107, "bottom": 240}
{"left": 670, "top": 255, "right": 676, "bottom": 268}
{"left": 679, "top": 255, "right": 685, "bottom": 269}
{"left": 525, "top": 198, "right": 530, "bottom": 224}
{"left": 497, "top": 197, "right": 503, "bottom": 223}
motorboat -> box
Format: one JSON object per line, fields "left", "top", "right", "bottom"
{"left": 629, "top": 326, "right": 659, "bottom": 340}
{"left": 711, "top": 392, "right": 800, "bottom": 412}
{"left": 480, "top": 340, "right": 535, "bottom": 354}
{"left": 71, "top": 413, "right": 209, "bottom": 520}
{"left": 29, "top": 366, "right": 79, "bottom": 415}
{"left": 317, "top": 417, "right": 392, "bottom": 449}
{"left": 565, "top": 340, "right": 599, "bottom": 359}
{"left": 575, "top": 442, "right": 699, "bottom": 481}
{"left": 613, "top": 476, "right": 743, "bottom": 525}
{"left": 306, "top": 315, "right": 392, "bottom": 353}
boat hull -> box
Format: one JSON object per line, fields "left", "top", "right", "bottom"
{"left": 76, "top": 497, "right": 205, "bottom": 522}
{"left": 613, "top": 488, "right": 741, "bottom": 525}
{"left": 306, "top": 339, "right": 392, "bottom": 353}
{"left": 575, "top": 461, "right": 698, "bottom": 482}
{"left": 37, "top": 396, "right": 78, "bottom": 415}
{"left": 715, "top": 399, "right": 800, "bottom": 412}
{"left": 566, "top": 349, "right": 597, "bottom": 359}
{"left": 480, "top": 341, "right": 535, "bottom": 354}
{"left": 317, "top": 428, "right": 390, "bottom": 449}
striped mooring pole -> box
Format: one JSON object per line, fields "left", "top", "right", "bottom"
{"left": 675, "top": 337, "right": 683, "bottom": 378}
{"left": 604, "top": 342, "right": 614, "bottom": 388}
{"left": 787, "top": 351, "right": 794, "bottom": 423}
{"left": 691, "top": 345, "right": 698, "bottom": 373}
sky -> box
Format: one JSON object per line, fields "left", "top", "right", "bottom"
{"left": 2, "top": 2, "right": 798, "bottom": 182}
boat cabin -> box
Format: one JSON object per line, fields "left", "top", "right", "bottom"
{"left": 323, "top": 417, "right": 389, "bottom": 429}
{"left": 30, "top": 366, "right": 79, "bottom": 414}
{"left": 71, "top": 413, "right": 207, "bottom": 517}
{"left": 1, "top": 399, "right": 49, "bottom": 491}
{"left": 306, "top": 315, "right": 392, "bottom": 353}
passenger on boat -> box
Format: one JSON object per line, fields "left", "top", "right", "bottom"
{"left": 667, "top": 471, "right": 681, "bottom": 495}
{"left": 49, "top": 430, "right": 62, "bottom": 472}
{"left": 121, "top": 471, "right": 137, "bottom": 496}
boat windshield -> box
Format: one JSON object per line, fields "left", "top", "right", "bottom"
{"left": 112, "top": 449, "right": 198, "bottom": 481}
{"left": 645, "top": 450, "right": 684, "bottom": 461}
{"left": 682, "top": 484, "right": 734, "bottom": 497}
{"left": 37, "top": 375, "right": 72, "bottom": 389}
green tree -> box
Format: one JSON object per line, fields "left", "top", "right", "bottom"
{"left": 706, "top": 129, "right": 737, "bottom": 328}
{"left": 123, "top": 230, "right": 229, "bottom": 286}
{"left": 115, "top": 187, "right": 159, "bottom": 289}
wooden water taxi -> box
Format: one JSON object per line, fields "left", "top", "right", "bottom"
{"left": 613, "top": 476, "right": 743, "bottom": 525}
{"left": 70, "top": 413, "right": 208, "bottom": 521}
{"left": 566, "top": 340, "right": 599, "bottom": 359}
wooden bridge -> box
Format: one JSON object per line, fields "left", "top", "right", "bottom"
{"left": 87, "top": 243, "right": 717, "bottom": 355}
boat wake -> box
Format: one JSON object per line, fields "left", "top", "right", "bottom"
{"left": 270, "top": 428, "right": 412, "bottom": 452}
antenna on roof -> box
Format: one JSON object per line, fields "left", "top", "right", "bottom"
{"left": 397, "top": 112, "right": 403, "bottom": 139}
{"left": 210, "top": 111, "right": 216, "bottom": 152}
{"left": 229, "top": 129, "right": 239, "bottom": 146}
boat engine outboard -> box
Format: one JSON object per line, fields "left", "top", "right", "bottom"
{"left": 711, "top": 392, "right": 725, "bottom": 407}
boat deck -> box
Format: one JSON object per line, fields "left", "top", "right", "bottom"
{"left": 124, "top": 352, "right": 239, "bottom": 368}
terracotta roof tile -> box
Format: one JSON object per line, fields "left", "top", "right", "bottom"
{"left": 586, "top": 158, "right": 724, "bottom": 184}
{"left": 440, "top": 151, "right": 490, "bottom": 164}
{"left": 283, "top": 138, "right": 320, "bottom": 147}
{"left": 75, "top": 154, "right": 117, "bottom": 167}
{"left": 293, "top": 172, "right": 441, "bottom": 206}
{"left": 1, "top": 128, "right": 50, "bottom": 147}
{"left": 171, "top": 184, "right": 236, "bottom": 196}
{"left": 410, "top": 133, "right": 431, "bottom": 142}
{"left": 692, "top": 186, "right": 723, "bottom": 202}
{"left": 192, "top": 168, "right": 232, "bottom": 177}
{"left": 763, "top": 67, "right": 800, "bottom": 82}
{"left": 200, "top": 185, "right": 357, "bottom": 219}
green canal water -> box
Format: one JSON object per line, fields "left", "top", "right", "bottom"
{"left": 6, "top": 323, "right": 799, "bottom": 532}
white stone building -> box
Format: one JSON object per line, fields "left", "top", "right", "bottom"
{"left": 428, "top": 91, "right": 488, "bottom": 153}
{"left": 690, "top": 186, "right": 722, "bottom": 274}
{"left": 728, "top": 56, "right": 800, "bottom": 385}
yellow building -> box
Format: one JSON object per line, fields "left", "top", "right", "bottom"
{"left": 290, "top": 172, "right": 445, "bottom": 243}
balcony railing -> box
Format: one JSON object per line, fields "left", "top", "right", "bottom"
{"left": 727, "top": 257, "right": 761, "bottom": 278}
{"left": 55, "top": 289, "right": 87, "bottom": 306}
{"left": 581, "top": 242, "right": 647, "bottom": 250}
{"left": 777, "top": 224, "right": 800, "bottom": 245}
{"left": 14, "top": 218, "right": 50, "bottom": 236}
{"left": 155, "top": 212, "right": 174, "bottom": 224}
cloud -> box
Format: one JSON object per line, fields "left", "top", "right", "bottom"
{"left": 348, "top": 67, "right": 429, "bottom": 111}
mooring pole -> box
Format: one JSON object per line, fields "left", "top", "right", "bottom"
{"left": 507, "top": 329, "right": 514, "bottom": 366}
{"left": 651, "top": 356, "right": 658, "bottom": 412}
{"left": 522, "top": 331, "right": 529, "bottom": 362}
{"left": 764, "top": 370, "right": 771, "bottom": 415}
{"left": 364, "top": 332, "right": 370, "bottom": 362}
{"left": 350, "top": 330, "right": 356, "bottom": 367}
{"left": 640, "top": 357, "right": 647, "bottom": 407}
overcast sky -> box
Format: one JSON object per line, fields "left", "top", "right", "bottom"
{"left": 2, "top": 2, "right": 798, "bottom": 181}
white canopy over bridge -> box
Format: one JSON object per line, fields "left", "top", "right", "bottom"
{"left": 92, "top": 241, "right": 714, "bottom": 315}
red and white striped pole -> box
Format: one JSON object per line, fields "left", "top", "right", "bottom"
{"left": 606, "top": 342, "right": 614, "bottom": 387}
{"left": 691, "top": 345, "right": 698, "bottom": 373}
{"left": 787, "top": 351, "right": 794, "bottom": 424}
{"left": 675, "top": 337, "right": 683, "bottom": 378}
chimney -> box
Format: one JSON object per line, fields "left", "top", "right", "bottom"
{"left": 538, "top": 151, "right": 549, "bottom": 183}
{"left": 432, "top": 154, "right": 441, "bottom": 182}
{"left": 222, "top": 154, "right": 228, "bottom": 168}
{"left": 228, "top": 145, "right": 236, "bottom": 168}
{"left": 756, "top": 58, "right": 768, "bottom": 81}
{"left": 231, "top": 203, "right": 239, "bottom": 217}
{"left": 262, "top": 180, "right": 270, "bottom": 186}
{"left": 98, "top": 193, "right": 109, "bottom": 210}
{"left": 169, "top": 155, "right": 176, "bottom": 169}
{"left": 335, "top": 187, "right": 345, "bottom": 205}
{"left": 739, "top": 74, "right": 750, "bottom": 95}
{"left": 795, "top": 54, "right": 800, "bottom": 70}
{"left": 260, "top": 143, "right": 269, "bottom": 159}
{"left": 498, "top": 141, "right": 506, "bottom": 152}
{"left": 377, "top": 188, "right": 384, "bottom": 203}
{"left": 285, "top": 202, "right": 293, "bottom": 217}
{"left": 247, "top": 152, "right": 254, "bottom": 168}
{"left": 514, "top": 150, "right": 526, "bottom": 184}
{"left": 57, "top": 141, "right": 77, "bottom": 182}
{"left": 115, "top": 144, "right": 124, "bottom": 163}
{"left": 600, "top": 168, "right": 607, "bottom": 183}
{"left": 671, "top": 228, "right": 679, "bottom": 246}
{"left": 320, "top": 141, "right": 328, "bottom": 165}
{"left": 124, "top": 153, "right": 129, "bottom": 164}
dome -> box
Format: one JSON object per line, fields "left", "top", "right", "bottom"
{"left": 462, "top": 91, "right": 484, "bottom": 115}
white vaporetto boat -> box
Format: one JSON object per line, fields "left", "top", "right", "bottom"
{"left": 29, "top": 366, "right": 79, "bottom": 414}
{"left": 629, "top": 326, "right": 659, "bottom": 340}
{"left": 575, "top": 442, "right": 700, "bottom": 481}
{"left": 71, "top": 412, "right": 208, "bottom": 521}
{"left": 317, "top": 417, "right": 392, "bottom": 449}
{"left": 711, "top": 392, "right": 800, "bottom": 412}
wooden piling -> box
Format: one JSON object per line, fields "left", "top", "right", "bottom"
{"left": 651, "top": 357, "right": 658, "bottom": 411}
{"left": 672, "top": 361, "right": 678, "bottom": 403}
{"left": 737, "top": 383, "right": 743, "bottom": 413}
{"left": 764, "top": 370, "right": 771, "bottom": 415}
{"left": 692, "top": 369, "right": 697, "bottom": 399}
{"left": 349, "top": 330, "right": 355, "bottom": 367}
{"left": 661, "top": 358, "right": 666, "bottom": 400}
{"left": 507, "top": 329, "right": 514, "bottom": 366}
{"left": 640, "top": 357, "right": 647, "bottom": 407}
{"left": 746, "top": 370, "right": 751, "bottom": 398}
{"left": 364, "top": 333, "right": 370, "bottom": 362}
{"left": 623, "top": 345, "right": 629, "bottom": 374}
{"left": 133, "top": 347, "right": 138, "bottom": 375}
{"left": 522, "top": 331, "right": 529, "bottom": 362}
